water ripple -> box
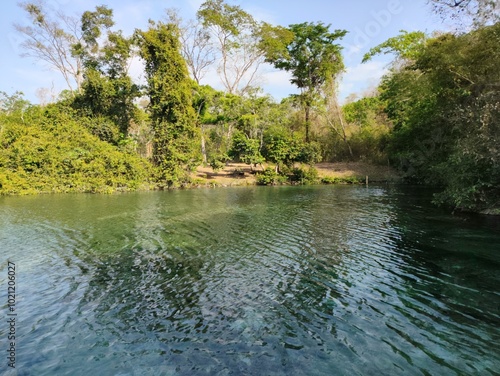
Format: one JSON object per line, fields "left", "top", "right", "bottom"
{"left": 1, "top": 187, "right": 499, "bottom": 375}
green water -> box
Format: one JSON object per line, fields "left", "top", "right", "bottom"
{"left": 1, "top": 185, "right": 499, "bottom": 375}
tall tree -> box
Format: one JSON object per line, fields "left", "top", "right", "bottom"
{"left": 320, "top": 82, "right": 354, "bottom": 158}
{"left": 74, "top": 5, "right": 114, "bottom": 70}
{"left": 165, "top": 9, "right": 216, "bottom": 85}
{"left": 136, "top": 21, "right": 200, "bottom": 186}
{"left": 264, "top": 22, "right": 347, "bottom": 142}
{"left": 71, "top": 6, "right": 139, "bottom": 139}
{"left": 362, "top": 31, "right": 428, "bottom": 64}
{"left": 15, "top": 1, "right": 84, "bottom": 93}
{"left": 197, "top": 0, "right": 265, "bottom": 95}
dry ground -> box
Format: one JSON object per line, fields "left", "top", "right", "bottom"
{"left": 191, "top": 162, "right": 400, "bottom": 187}
{"left": 315, "top": 162, "right": 400, "bottom": 182}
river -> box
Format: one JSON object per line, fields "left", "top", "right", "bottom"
{"left": 1, "top": 185, "right": 499, "bottom": 375}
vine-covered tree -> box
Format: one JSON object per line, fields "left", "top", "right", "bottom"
{"left": 136, "top": 21, "right": 200, "bottom": 186}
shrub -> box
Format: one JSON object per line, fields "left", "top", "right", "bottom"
{"left": 0, "top": 105, "right": 153, "bottom": 194}
{"left": 321, "top": 176, "right": 363, "bottom": 184}
{"left": 256, "top": 168, "right": 287, "bottom": 185}
{"left": 321, "top": 176, "right": 340, "bottom": 184}
{"left": 209, "top": 155, "right": 227, "bottom": 172}
{"left": 290, "top": 166, "right": 319, "bottom": 185}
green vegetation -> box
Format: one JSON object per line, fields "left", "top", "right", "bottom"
{"left": 264, "top": 22, "right": 346, "bottom": 142}
{"left": 136, "top": 21, "right": 200, "bottom": 187}
{"left": 0, "top": 103, "right": 151, "bottom": 194}
{"left": 256, "top": 168, "right": 287, "bottom": 186}
{"left": 4, "top": 1, "right": 499, "bottom": 214}
{"left": 373, "top": 24, "right": 500, "bottom": 212}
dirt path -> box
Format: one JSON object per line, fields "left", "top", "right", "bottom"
{"left": 190, "top": 162, "right": 400, "bottom": 187}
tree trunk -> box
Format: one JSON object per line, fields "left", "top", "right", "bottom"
{"left": 305, "top": 105, "right": 310, "bottom": 143}
{"left": 201, "top": 124, "right": 207, "bottom": 164}
{"left": 337, "top": 106, "right": 354, "bottom": 159}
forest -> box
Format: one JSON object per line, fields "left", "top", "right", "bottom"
{"left": 0, "top": 0, "right": 498, "bottom": 214}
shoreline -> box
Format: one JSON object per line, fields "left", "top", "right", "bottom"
{"left": 2, "top": 163, "right": 499, "bottom": 216}
{"left": 190, "top": 161, "right": 401, "bottom": 187}
{"left": 0, "top": 161, "right": 401, "bottom": 195}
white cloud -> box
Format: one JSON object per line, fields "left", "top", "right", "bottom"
{"left": 339, "top": 60, "right": 388, "bottom": 101}
{"left": 262, "top": 69, "right": 293, "bottom": 88}
{"left": 344, "top": 60, "right": 388, "bottom": 82}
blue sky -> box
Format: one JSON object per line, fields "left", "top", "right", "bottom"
{"left": 0, "top": 0, "right": 450, "bottom": 104}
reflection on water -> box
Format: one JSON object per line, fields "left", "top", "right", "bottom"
{"left": 0, "top": 186, "right": 499, "bottom": 375}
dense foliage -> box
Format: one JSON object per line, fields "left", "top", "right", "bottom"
{"left": 379, "top": 24, "right": 500, "bottom": 212}
{"left": 5, "top": 0, "right": 499, "bottom": 213}
{"left": 136, "top": 21, "right": 200, "bottom": 187}
{"left": 0, "top": 103, "right": 151, "bottom": 194}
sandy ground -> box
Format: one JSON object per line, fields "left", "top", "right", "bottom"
{"left": 191, "top": 162, "right": 400, "bottom": 186}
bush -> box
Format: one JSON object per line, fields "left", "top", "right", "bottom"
{"left": 321, "top": 176, "right": 340, "bottom": 184}
{"left": 209, "top": 154, "right": 227, "bottom": 172}
{"left": 0, "top": 104, "right": 153, "bottom": 194}
{"left": 297, "top": 142, "right": 322, "bottom": 165}
{"left": 290, "top": 166, "right": 319, "bottom": 184}
{"left": 321, "top": 176, "right": 363, "bottom": 184}
{"left": 256, "top": 168, "right": 287, "bottom": 185}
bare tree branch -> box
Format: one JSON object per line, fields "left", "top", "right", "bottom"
{"left": 428, "top": 0, "right": 500, "bottom": 29}
{"left": 165, "top": 9, "right": 216, "bottom": 85}
{"left": 14, "top": 1, "right": 84, "bottom": 93}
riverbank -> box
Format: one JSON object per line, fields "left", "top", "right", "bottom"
{"left": 190, "top": 162, "right": 401, "bottom": 187}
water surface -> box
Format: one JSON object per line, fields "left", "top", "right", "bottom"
{"left": 1, "top": 185, "right": 499, "bottom": 375}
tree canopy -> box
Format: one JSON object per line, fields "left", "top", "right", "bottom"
{"left": 265, "top": 22, "right": 347, "bottom": 142}
{"left": 6, "top": 1, "right": 500, "bottom": 214}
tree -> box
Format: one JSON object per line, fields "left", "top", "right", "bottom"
{"left": 136, "top": 21, "right": 200, "bottom": 186}
{"left": 378, "top": 23, "right": 500, "bottom": 211}
{"left": 315, "top": 81, "right": 353, "bottom": 159}
{"left": 15, "top": 1, "right": 84, "bottom": 92}
{"left": 191, "top": 83, "right": 218, "bottom": 164}
{"left": 0, "top": 91, "right": 30, "bottom": 115}
{"left": 197, "top": 0, "right": 266, "bottom": 95}
{"left": 73, "top": 5, "right": 115, "bottom": 71}
{"left": 228, "top": 131, "right": 264, "bottom": 169}
{"left": 165, "top": 9, "right": 216, "bottom": 85}
{"left": 262, "top": 131, "right": 300, "bottom": 173}
{"left": 71, "top": 6, "right": 140, "bottom": 139}
{"left": 264, "top": 22, "right": 347, "bottom": 142}
{"left": 362, "top": 31, "right": 428, "bottom": 64}
{"left": 54, "top": 6, "right": 139, "bottom": 143}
